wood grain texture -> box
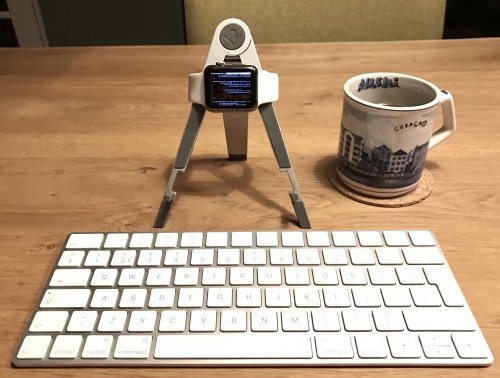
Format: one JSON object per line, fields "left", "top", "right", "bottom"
{"left": 0, "top": 38, "right": 499, "bottom": 377}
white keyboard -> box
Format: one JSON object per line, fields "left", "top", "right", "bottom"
{"left": 13, "top": 230, "right": 493, "bottom": 367}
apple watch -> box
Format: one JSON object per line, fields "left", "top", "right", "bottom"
{"left": 204, "top": 64, "right": 258, "bottom": 111}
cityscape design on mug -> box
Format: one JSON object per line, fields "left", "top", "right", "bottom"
{"left": 338, "top": 124, "right": 429, "bottom": 189}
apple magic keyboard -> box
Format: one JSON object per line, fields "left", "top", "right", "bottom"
{"left": 12, "top": 230, "right": 493, "bottom": 367}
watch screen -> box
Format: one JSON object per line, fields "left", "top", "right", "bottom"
{"left": 204, "top": 65, "right": 258, "bottom": 110}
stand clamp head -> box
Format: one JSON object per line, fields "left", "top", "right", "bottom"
{"left": 188, "top": 18, "right": 279, "bottom": 110}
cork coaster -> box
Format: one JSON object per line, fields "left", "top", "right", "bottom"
{"left": 327, "top": 162, "right": 433, "bottom": 207}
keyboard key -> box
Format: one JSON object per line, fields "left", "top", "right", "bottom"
{"left": 342, "top": 309, "right": 372, "bottom": 331}
{"left": 408, "top": 231, "right": 436, "bottom": 246}
{"left": 452, "top": 333, "right": 491, "bottom": 359}
{"left": 323, "top": 287, "right": 351, "bottom": 307}
{"left": 129, "top": 233, "right": 153, "bottom": 248}
{"left": 30, "top": 311, "right": 68, "bottom": 332}
{"left": 40, "top": 289, "right": 90, "bottom": 308}
{"left": 436, "top": 282, "right": 465, "bottom": 307}
{"left": 98, "top": 311, "right": 127, "bottom": 332}
{"left": 128, "top": 311, "right": 157, "bottom": 332}
{"left": 230, "top": 267, "right": 254, "bottom": 285}
{"left": 243, "top": 248, "right": 267, "bottom": 265}
{"left": 340, "top": 267, "right": 367, "bottom": 285}
{"left": 148, "top": 288, "right": 175, "bottom": 308}
{"left": 281, "top": 231, "right": 305, "bottom": 247}
{"left": 387, "top": 334, "right": 421, "bottom": 358}
{"left": 49, "top": 269, "right": 91, "bottom": 287}
{"left": 420, "top": 334, "right": 455, "bottom": 359}
{"left": 66, "top": 310, "right": 97, "bottom": 332}
{"left": 382, "top": 231, "right": 410, "bottom": 246}
{"left": 202, "top": 267, "right": 226, "bottom": 285}
{"left": 281, "top": 309, "right": 309, "bottom": 331}
{"left": 410, "top": 286, "right": 442, "bottom": 307}
{"left": 17, "top": 335, "right": 52, "bottom": 359}
{"left": 357, "top": 231, "right": 384, "bottom": 247}
{"left": 90, "top": 289, "right": 119, "bottom": 308}
{"left": 190, "top": 310, "right": 217, "bottom": 332}
{"left": 396, "top": 266, "right": 426, "bottom": 285}
{"left": 351, "top": 287, "right": 381, "bottom": 307}
{"left": 220, "top": 310, "right": 247, "bottom": 332}
{"left": 155, "top": 334, "right": 313, "bottom": 358}
{"left": 236, "top": 287, "right": 261, "bottom": 307}
{"left": 251, "top": 310, "right": 278, "bottom": 331}
{"left": 91, "top": 269, "right": 118, "bottom": 287}
{"left": 367, "top": 267, "right": 397, "bottom": 285}
{"left": 349, "top": 248, "right": 376, "bottom": 265}
{"left": 296, "top": 248, "right": 320, "bottom": 265}
{"left": 294, "top": 288, "right": 321, "bottom": 307}
{"left": 114, "top": 335, "right": 152, "bottom": 359}
{"left": 231, "top": 231, "right": 253, "bottom": 247}
{"left": 111, "top": 250, "right": 137, "bottom": 267}
{"left": 58, "top": 250, "right": 85, "bottom": 267}
{"left": 155, "top": 232, "right": 178, "bottom": 248}
{"left": 402, "top": 247, "right": 444, "bottom": 265}
{"left": 49, "top": 335, "right": 82, "bottom": 359}
{"left": 118, "top": 268, "right": 145, "bottom": 286}
{"left": 315, "top": 334, "right": 353, "bottom": 358}
{"left": 191, "top": 249, "right": 214, "bottom": 266}
{"left": 84, "top": 250, "right": 110, "bottom": 267}
{"left": 177, "top": 288, "right": 204, "bottom": 308}
{"left": 312, "top": 267, "right": 338, "bottom": 285}
{"left": 285, "top": 267, "right": 310, "bottom": 285}
{"left": 206, "top": 232, "right": 228, "bottom": 247}
{"left": 307, "top": 231, "right": 330, "bottom": 247}
{"left": 257, "top": 267, "right": 282, "bottom": 285}
{"left": 159, "top": 310, "right": 187, "bottom": 332}
{"left": 322, "top": 248, "right": 348, "bottom": 265}
{"left": 355, "top": 334, "right": 387, "bottom": 358}
{"left": 265, "top": 288, "right": 291, "bottom": 307}
{"left": 104, "top": 233, "right": 128, "bottom": 249}
{"left": 217, "top": 248, "right": 240, "bottom": 265}
{"left": 207, "top": 288, "right": 232, "bottom": 308}
{"left": 164, "top": 249, "right": 188, "bottom": 266}
{"left": 81, "top": 335, "right": 113, "bottom": 359}
{"left": 403, "top": 308, "right": 477, "bottom": 331}
{"left": 375, "top": 248, "right": 403, "bottom": 265}
{"left": 146, "top": 268, "right": 172, "bottom": 286}
{"left": 66, "top": 233, "right": 104, "bottom": 249}
{"left": 119, "top": 288, "right": 147, "bottom": 308}
{"left": 270, "top": 248, "right": 293, "bottom": 265}
{"left": 180, "top": 232, "right": 204, "bottom": 248}
{"left": 174, "top": 267, "right": 199, "bottom": 286}
{"left": 137, "top": 249, "right": 162, "bottom": 266}
{"left": 372, "top": 309, "right": 405, "bottom": 331}
{"left": 380, "top": 287, "right": 412, "bottom": 307}
{"left": 311, "top": 309, "right": 341, "bottom": 331}
{"left": 256, "top": 232, "right": 278, "bottom": 247}
{"left": 331, "top": 231, "right": 357, "bottom": 247}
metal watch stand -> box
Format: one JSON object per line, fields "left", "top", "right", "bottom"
{"left": 154, "top": 19, "right": 310, "bottom": 229}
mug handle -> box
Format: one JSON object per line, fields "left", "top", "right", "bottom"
{"left": 429, "top": 90, "right": 456, "bottom": 150}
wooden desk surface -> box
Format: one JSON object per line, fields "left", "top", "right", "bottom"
{"left": 0, "top": 38, "right": 499, "bottom": 377}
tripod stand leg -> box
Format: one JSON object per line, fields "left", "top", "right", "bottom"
{"left": 258, "top": 103, "right": 311, "bottom": 229}
{"left": 223, "top": 112, "right": 248, "bottom": 161}
{"left": 154, "top": 103, "right": 206, "bottom": 228}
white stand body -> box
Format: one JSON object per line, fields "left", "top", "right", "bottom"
{"left": 154, "top": 18, "right": 310, "bottom": 229}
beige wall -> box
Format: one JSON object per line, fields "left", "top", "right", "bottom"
{"left": 184, "top": 0, "right": 446, "bottom": 44}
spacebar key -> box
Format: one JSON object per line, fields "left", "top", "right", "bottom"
{"left": 155, "top": 334, "right": 313, "bottom": 359}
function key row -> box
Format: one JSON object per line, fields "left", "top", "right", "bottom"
{"left": 65, "top": 231, "right": 436, "bottom": 250}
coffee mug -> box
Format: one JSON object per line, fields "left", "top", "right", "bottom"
{"left": 336, "top": 72, "right": 456, "bottom": 197}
